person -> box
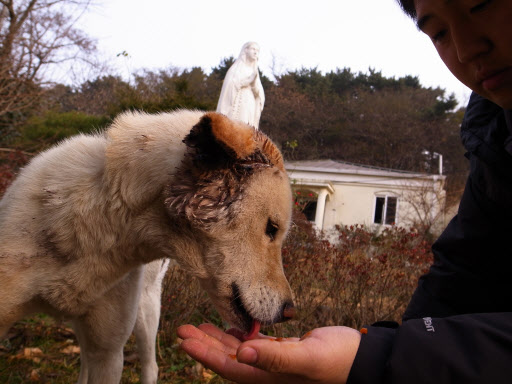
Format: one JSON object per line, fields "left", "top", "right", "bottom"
{"left": 178, "top": 0, "right": 512, "bottom": 382}
{"left": 216, "top": 41, "right": 265, "bottom": 129}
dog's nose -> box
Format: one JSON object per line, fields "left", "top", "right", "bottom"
{"left": 281, "top": 301, "right": 296, "bottom": 321}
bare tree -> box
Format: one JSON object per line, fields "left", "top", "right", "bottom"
{"left": 399, "top": 178, "right": 448, "bottom": 237}
{"left": 0, "top": 0, "right": 95, "bottom": 134}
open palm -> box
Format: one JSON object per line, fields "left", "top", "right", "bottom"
{"left": 177, "top": 323, "right": 361, "bottom": 384}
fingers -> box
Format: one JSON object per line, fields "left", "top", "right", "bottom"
{"left": 226, "top": 327, "right": 247, "bottom": 341}
{"left": 182, "top": 338, "right": 281, "bottom": 384}
{"left": 179, "top": 324, "right": 277, "bottom": 384}
{"left": 237, "top": 337, "right": 314, "bottom": 376}
{"left": 198, "top": 323, "right": 243, "bottom": 350}
{"left": 177, "top": 324, "right": 237, "bottom": 354}
{"left": 179, "top": 325, "right": 360, "bottom": 384}
{"left": 178, "top": 324, "right": 311, "bottom": 376}
{"left": 226, "top": 327, "right": 297, "bottom": 342}
{"left": 176, "top": 324, "right": 203, "bottom": 340}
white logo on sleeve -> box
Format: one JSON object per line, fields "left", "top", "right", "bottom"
{"left": 423, "top": 317, "right": 435, "bottom": 332}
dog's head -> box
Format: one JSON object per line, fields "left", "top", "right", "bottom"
{"left": 165, "top": 113, "right": 294, "bottom": 338}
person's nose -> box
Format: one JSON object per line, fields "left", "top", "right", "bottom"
{"left": 451, "top": 19, "right": 492, "bottom": 63}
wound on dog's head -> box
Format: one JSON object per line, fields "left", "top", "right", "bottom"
{"left": 183, "top": 115, "right": 233, "bottom": 169}
{"left": 165, "top": 112, "right": 287, "bottom": 227}
{"left": 184, "top": 113, "right": 257, "bottom": 166}
{"left": 184, "top": 113, "right": 284, "bottom": 174}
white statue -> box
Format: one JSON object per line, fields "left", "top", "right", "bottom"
{"left": 216, "top": 42, "right": 265, "bottom": 129}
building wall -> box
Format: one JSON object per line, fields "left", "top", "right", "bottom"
{"left": 324, "top": 183, "right": 374, "bottom": 228}
{"left": 322, "top": 183, "right": 406, "bottom": 228}
{"left": 289, "top": 171, "right": 446, "bottom": 235}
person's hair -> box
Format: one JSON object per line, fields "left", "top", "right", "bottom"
{"left": 396, "top": 0, "right": 417, "bottom": 19}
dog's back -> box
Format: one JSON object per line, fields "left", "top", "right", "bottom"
{"left": 0, "top": 134, "right": 110, "bottom": 330}
{"left": 0, "top": 109, "right": 294, "bottom": 383}
{"left": 0, "top": 109, "right": 203, "bottom": 331}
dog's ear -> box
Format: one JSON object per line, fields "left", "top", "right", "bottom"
{"left": 166, "top": 112, "right": 285, "bottom": 229}
{"left": 184, "top": 113, "right": 257, "bottom": 166}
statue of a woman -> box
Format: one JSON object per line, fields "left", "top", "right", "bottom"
{"left": 216, "top": 42, "right": 265, "bottom": 129}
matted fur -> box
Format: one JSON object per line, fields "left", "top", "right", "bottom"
{"left": 0, "top": 110, "right": 294, "bottom": 384}
{"left": 165, "top": 113, "right": 285, "bottom": 227}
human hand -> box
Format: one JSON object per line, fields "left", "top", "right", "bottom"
{"left": 177, "top": 323, "right": 361, "bottom": 384}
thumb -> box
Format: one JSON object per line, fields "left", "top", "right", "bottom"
{"left": 236, "top": 340, "right": 310, "bottom": 375}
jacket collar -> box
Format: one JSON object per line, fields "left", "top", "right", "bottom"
{"left": 461, "top": 92, "right": 512, "bottom": 168}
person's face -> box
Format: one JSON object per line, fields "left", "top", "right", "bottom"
{"left": 246, "top": 45, "right": 259, "bottom": 62}
{"left": 414, "top": 0, "right": 512, "bottom": 109}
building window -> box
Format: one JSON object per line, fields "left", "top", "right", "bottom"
{"left": 374, "top": 196, "right": 397, "bottom": 225}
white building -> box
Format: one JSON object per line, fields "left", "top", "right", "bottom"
{"left": 285, "top": 159, "right": 447, "bottom": 234}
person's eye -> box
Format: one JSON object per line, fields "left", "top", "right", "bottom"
{"left": 432, "top": 29, "right": 447, "bottom": 43}
{"left": 470, "top": 0, "right": 492, "bottom": 13}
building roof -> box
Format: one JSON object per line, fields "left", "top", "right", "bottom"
{"left": 285, "top": 159, "right": 441, "bottom": 179}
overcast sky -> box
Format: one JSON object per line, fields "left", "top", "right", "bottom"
{"left": 79, "top": 0, "right": 472, "bottom": 107}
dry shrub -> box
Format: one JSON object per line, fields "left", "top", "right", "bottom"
{"left": 333, "top": 223, "right": 432, "bottom": 327}
{"left": 271, "top": 210, "right": 433, "bottom": 336}
{"left": 0, "top": 150, "right": 28, "bottom": 197}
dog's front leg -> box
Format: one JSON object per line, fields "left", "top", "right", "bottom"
{"left": 72, "top": 266, "right": 144, "bottom": 384}
{"left": 134, "top": 259, "right": 170, "bottom": 384}
{"left": 73, "top": 322, "right": 90, "bottom": 384}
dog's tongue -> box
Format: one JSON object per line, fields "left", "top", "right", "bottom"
{"left": 243, "top": 320, "right": 261, "bottom": 341}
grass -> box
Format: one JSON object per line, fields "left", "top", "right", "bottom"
{"left": 1, "top": 315, "right": 81, "bottom": 383}
{"left": 0, "top": 314, "right": 227, "bottom": 383}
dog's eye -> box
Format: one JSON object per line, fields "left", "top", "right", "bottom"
{"left": 266, "top": 219, "right": 279, "bottom": 241}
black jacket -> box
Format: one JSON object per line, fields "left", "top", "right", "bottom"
{"left": 347, "top": 93, "right": 512, "bottom": 384}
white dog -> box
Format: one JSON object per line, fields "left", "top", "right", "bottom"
{"left": 0, "top": 110, "right": 295, "bottom": 383}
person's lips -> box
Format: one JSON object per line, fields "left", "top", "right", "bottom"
{"left": 478, "top": 67, "right": 512, "bottom": 91}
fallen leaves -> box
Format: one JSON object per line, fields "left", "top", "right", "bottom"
{"left": 7, "top": 347, "right": 43, "bottom": 364}
{"left": 60, "top": 345, "right": 80, "bottom": 355}
{"left": 29, "top": 369, "right": 40, "bottom": 382}
{"left": 24, "top": 347, "right": 44, "bottom": 361}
